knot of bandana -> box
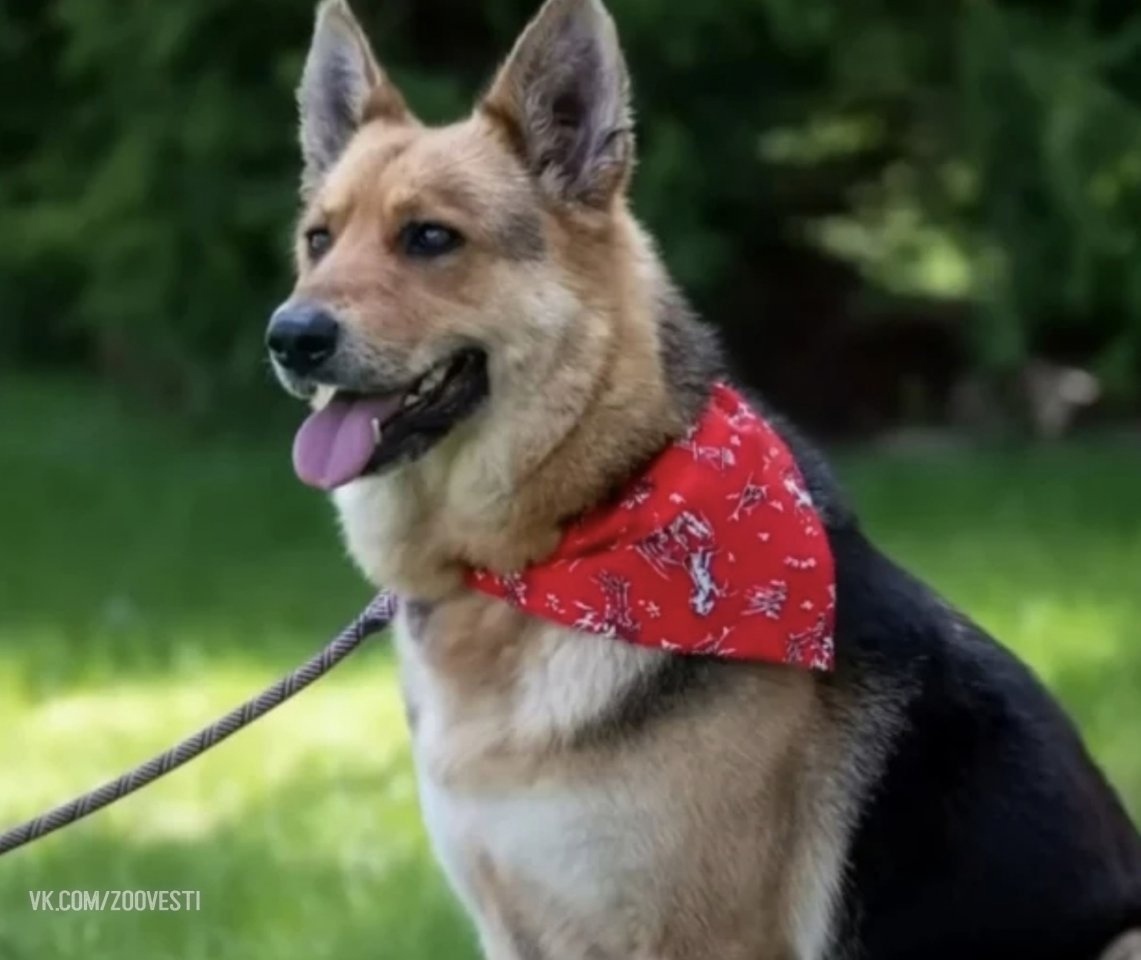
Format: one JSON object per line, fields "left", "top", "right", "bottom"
{"left": 466, "top": 384, "right": 836, "bottom": 670}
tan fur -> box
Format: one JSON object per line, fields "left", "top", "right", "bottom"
{"left": 396, "top": 596, "right": 865, "bottom": 959}
{"left": 283, "top": 1, "right": 875, "bottom": 956}
{"left": 298, "top": 114, "right": 680, "bottom": 590}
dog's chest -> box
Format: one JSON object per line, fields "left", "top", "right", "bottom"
{"left": 394, "top": 597, "right": 673, "bottom": 921}
{"left": 391, "top": 596, "right": 852, "bottom": 959}
{"left": 418, "top": 764, "right": 659, "bottom": 924}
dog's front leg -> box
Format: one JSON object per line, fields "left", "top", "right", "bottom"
{"left": 468, "top": 855, "right": 635, "bottom": 960}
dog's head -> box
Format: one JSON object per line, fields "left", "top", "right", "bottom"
{"left": 270, "top": 0, "right": 642, "bottom": 493}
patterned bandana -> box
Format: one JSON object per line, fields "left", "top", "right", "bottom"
{"left": 467, "top": 384, "right": 836, "bottom": 670}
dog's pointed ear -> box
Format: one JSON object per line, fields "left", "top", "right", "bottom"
{"left": 298, "top": 0, "right": 411, "bottom": 192}
{"left": 482, "top": 0, "right": 633, "bottom": 208}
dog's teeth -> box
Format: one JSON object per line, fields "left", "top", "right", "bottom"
{"left": 313, "top": 385, "right": 336, "bottom": 412}
{"left": 371, "top": 419, "right": 383, "bottom": 444}
{"left": 400, "top": 366, "right": 447, "bottom": 411}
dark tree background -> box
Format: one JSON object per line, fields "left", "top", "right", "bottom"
{"left": 3, "top": 0, "right": 1140, "bottom": 436}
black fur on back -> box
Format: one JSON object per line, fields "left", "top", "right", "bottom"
{"left": 828, "top": 524, "right": 1141, "bottom": 959}
{"left": 766, "top": 364, "right": 1141, "bottom": 958}
{"left": 656, "top": 297, "right": 1141, "bottom": 958}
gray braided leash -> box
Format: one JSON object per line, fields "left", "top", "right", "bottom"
{"left": 0, "top": 591, "right": 398, "bottom": 857}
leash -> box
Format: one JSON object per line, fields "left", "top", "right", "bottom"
{"left": 0, "top": 591, "right": 397, "bottom": 857}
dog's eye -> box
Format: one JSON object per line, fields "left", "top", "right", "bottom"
{"left": 305, "top": 227, "right": 333, "bottom": 261}
{"left": 400, "top": 222, "right": 464, "bottom": 258}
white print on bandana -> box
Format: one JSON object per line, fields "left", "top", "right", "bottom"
{"left": 744, "top": 580, "right": 789, "bottom": 620}
{"left": 620, "top": 478, "right": 655, "bottom": 511}
{"left": 686, "top": 546, "right": 727, "bottom": 616}
{"left": 639, "top": 600, "right": 663, "bottom": 619}
{"left": 635, "top": 511, "right": 714, "bottom": 577}
{"left": 785, "top": 615, "right": 834, "bottom": 670}
{"left": 498, "top": 573, "right": 528, "bottom": 607}
{"left": 634, "top": 511, "right": 727, "bottom": 617}
{"left": 573, "top": 571, "right": 640, "bottom": 640}
{"left": 727, "top": 473, "right": 769, "bottom": 521}
{"left": 679, "top": 425, "right": 737, "bottom": 471}
{"left": 782, "top": 470, "right": 814, "bottom": 512}
{"left": 694, "top": 624, "right": 736, "bottom": 656}
{"left": 725, "top": 399, "right": 759, "bottom": 430}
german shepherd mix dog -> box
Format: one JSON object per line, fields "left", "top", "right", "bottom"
{"left": 266, "top": 0, "right": 1141, "bottom": 956}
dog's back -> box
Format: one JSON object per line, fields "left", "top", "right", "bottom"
{"left": 775, "top": 423, "right": 1141, "bottom": 958}
{"left": 836, "top": 519, "right": 1140, "bottom": 957}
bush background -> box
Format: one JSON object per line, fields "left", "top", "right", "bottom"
{"left": 4, "top": 0, "right": 1141, "bottom": 432}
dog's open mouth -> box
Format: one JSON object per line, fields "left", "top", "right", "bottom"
{"left": 292, "top": 348, "right": 489, "bottom": 490}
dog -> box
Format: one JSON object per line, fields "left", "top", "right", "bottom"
{"left": 266, "top": 0, "right": 1141, "bottom": 956}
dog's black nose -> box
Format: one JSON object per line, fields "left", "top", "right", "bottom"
{"left": 266, "top": 302, "right": 340, "bottom": 375}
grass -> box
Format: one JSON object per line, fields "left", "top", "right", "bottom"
{"left": 1, "top": 374, "right": 1138, "bottom": 959}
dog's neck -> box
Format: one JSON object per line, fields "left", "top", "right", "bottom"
{"left": 333, "top": 213, "right": 724, "bottom": 599}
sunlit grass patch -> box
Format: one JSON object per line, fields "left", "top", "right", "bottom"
{"left": 1, "top": 375, "right": 1138, "bottom": 959}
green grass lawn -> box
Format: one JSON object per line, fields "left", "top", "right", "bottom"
{"left": 1, "top": 375, "right": 1139, "bottom": 959}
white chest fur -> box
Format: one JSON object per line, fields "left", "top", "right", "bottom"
{"left": 392, "top": 599, "right": 849, "bottom": 960}
{"left": 394, "top": 602, "right": 671, "bottom": 919}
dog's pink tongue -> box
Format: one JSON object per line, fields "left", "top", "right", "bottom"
{"left": 293, "top": 394, "right": 402, "bottom": 490}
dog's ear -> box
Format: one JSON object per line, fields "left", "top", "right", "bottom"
{"left": 298, "top": 0, "right": 411, "bottom": 193}
{"left": 483, "top": 0, "right": 633, "bottom": 208}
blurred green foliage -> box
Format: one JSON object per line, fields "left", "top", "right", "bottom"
{"left": 2, "top": 0, "right": 1141, "bottom": 416}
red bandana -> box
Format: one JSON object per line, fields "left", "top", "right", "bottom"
{"left": 466, "top": 385, "right": 836, "bottom": 670}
